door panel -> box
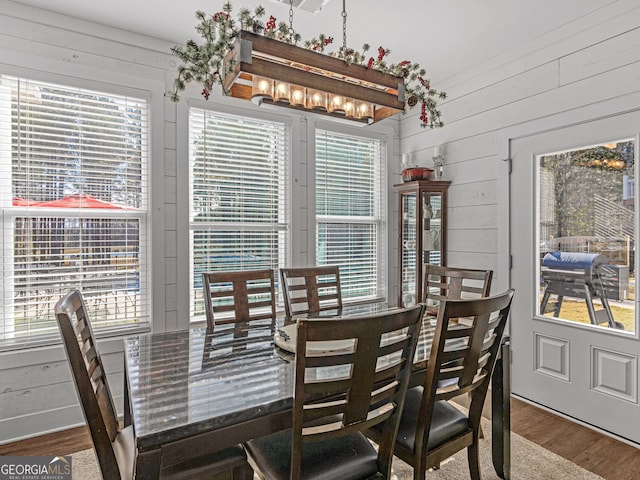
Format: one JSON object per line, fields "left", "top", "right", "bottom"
{"left": 510, "top": 112, "right": 640, "bottom": 444}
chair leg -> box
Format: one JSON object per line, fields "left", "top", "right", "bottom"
{"left": 467, "top": 439, "right": 481, "bottom": 480}
{"left": 469, "top": 392, "right": 485, "bottom": 439}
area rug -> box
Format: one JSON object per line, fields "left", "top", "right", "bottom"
{"left": 72, "top": 419, "right": 604, "bottom": 479}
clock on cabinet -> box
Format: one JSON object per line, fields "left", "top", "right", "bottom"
{"left": 396, "top": 180, "right": 450, "bottom": 307}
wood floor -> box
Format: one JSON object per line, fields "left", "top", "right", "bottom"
{"left": 1, "top": 396, "right": 638, "bottom": 479}
{"left": 510, "top": 397, "right": 640, "bottom": 480}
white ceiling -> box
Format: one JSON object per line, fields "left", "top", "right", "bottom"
{"left": 9, "top": 0, "right": 617, "bottom": 83}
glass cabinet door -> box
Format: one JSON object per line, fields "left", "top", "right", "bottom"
{"left": 422, "top": 191, "right": 442, "bottom": 267}
{"left": 401, "top": 192, "right": 417, "bottom": 306}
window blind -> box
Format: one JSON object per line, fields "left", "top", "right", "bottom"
{"left": 189, "top": 108, "right": 289, "bottom": 320}
{"left": 315, "top": 129, "right": 386, "bottom": 301}
{"left": 0, "top": 76, "right": 150, "bottom": 346}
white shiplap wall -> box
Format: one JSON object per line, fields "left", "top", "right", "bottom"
{"left": 398, "top": 0, "right": 640, "bottom": 296}
{"left": 0, "top": 0, "right": 397, "bottom": 442}
{"left": 1, "top": 0, "right": 639, "bottom": 443}
{"left": 0, "top": 0, "right": 172, "bottom": 441}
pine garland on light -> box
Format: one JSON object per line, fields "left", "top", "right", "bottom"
{"left": 170, "top": 1, "right": 447, "bottom": 128}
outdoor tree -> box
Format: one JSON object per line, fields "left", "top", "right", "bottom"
{"left": 540, "top": 143, "right": 632, "bottom": 240}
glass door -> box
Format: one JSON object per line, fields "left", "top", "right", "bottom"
{"left": 401, "top": 192, "right": 417, "bottom": 307}
{"left": 422, "top": 191, "right": 442, "bottom": 267}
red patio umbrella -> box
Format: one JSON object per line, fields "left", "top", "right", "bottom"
{"left": 36, "top": 193, "right": 133, "bottom": 209}
{"left": 12, "top": 197, "right": 43, "bottom": 206}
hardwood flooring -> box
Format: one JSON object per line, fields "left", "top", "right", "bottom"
{"left": 1, "top": 396, "right": 638, "bottom": 479}
{"left": 510, "top": 397, "right": 640, "bottom": 480}
{"left": 0, "top": 425, "right": 92, "bottom": 457}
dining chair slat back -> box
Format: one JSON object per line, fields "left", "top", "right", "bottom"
{"left": 55, "top": 290, "right": 253, "bottom": 480}
{"left": 368, "top": 290, "right": 514, "bottom": 480}
{"left": 423, "top": 264, "right": 493, "bottom": 316}
{"left": 245, "top": 304, "right": 425, "bottom": 480}
{"left": 280, "top": 265, "right": 342, "bottom": 317}
{"left": 55, "top": 290, "right": 132, "bottom": 480}
{"left": 203, "top": 269, "right": 276, "bottom": 329}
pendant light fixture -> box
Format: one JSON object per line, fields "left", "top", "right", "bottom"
{"left": 222, "top": 0, "right": 405, "bottom": 124}
{"left": 171, "top": 2, "right": 446, "bottom": 128}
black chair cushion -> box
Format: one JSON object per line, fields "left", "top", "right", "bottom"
{"left": 395, "top": 387, "right": 469, "bottom": 452}
{"left": 245, "top": 429, "right": 379, "bottom": 480}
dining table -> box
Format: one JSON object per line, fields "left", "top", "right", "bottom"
{"left": 123, "top": 303, "right": 511, "bottom": 479}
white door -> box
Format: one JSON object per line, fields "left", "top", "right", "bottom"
{"left": 510, "top": 112, "right": 640, "bottom": 444}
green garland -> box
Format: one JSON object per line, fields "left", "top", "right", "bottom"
{"left": 170, "top": 2, "right": 446, "bottom": 128}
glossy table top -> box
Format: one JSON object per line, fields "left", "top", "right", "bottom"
{"left": 124, "top": 303, "right": 436, "bottom": 451}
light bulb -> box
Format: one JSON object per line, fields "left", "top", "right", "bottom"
{"left": 274, "top": 82, "right": 290, "bottom": 103}
{"left": 343, "top": 100, "right": 355, "bottom": 117}
{"left": 251, "top": 76, "right": 274, "bottom": 102}
{"left": 306, "top": 89, "right": 327, "bottom": 111}
{"left": 290, "top": 85, "right": 305, "bottom": 106}
{"left": 328, "top": 94, "right": 346, "bottom": 114}
{"left": 355, "top": 101, "right": 374, "bottom": 121}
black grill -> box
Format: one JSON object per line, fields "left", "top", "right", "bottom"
{"left": 540, "top": 252, "right": 623, "bottom": 329}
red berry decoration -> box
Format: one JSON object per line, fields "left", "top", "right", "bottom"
{"left": 265, "top": 16, "right": 277, "bottom": 32}
{"left": 419, "top": 101, "right": 429, "bottom": 124}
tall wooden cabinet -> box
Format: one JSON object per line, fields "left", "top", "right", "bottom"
{"left": 396, "top": 180, "right": 450, "bottom": 307}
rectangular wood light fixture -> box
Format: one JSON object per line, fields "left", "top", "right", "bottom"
{"left": 223, "top": 30, "right": 405, "bottom": 124}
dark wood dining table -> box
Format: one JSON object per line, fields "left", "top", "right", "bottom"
{"left": 123, "top": 303, "right": 511, "bottom": 479}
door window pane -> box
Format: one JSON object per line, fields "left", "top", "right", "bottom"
{"left": 538, "top": 140, "right": 635, "bottom": 334}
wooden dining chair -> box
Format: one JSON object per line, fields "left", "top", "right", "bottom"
{"left": 279, "top": 265, "right": 342, "bottom": 317}
{"left": 422, "top": 264, "right": 493, "bottom": 317}
{"left": 55, "top": 290, "right": 253, "bottom": 480}
{"left": 367, "top": 290, "right": 514, "bottom": 480}
{"left": 423, "top": 264, "right": 494, "bottom": 436}
{"left": 244, "top": 304, "right": 426, "bottom": 480}
{"left": 202, "top": 269, "right": 276, "bottom": 330}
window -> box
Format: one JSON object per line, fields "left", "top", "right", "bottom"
{"left": 538, "top": 140, "right": 635, "bottom": 333}
{"left": 0, "top": 76, "right": 150, "bottom": 347}
{"left": 315, "top": 129, "right": 386, "bottom": 302}
{"left": 189, "top": 108, "right": 289, "bottom": 320}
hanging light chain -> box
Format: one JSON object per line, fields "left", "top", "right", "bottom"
{"left": 341, "top": 0, "right": 347, "bottom": 51}
{"left": 289, "top": 0, "right": 294, "bottom": 37}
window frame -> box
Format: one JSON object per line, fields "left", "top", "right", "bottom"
{"left": 0, "top": 71, "right": 156, "bottom": 351}
{"left": 311, "top": 121, "right": 390, "bottom": 305}
{"left": 184, "top": 102, "right": 293, "bottom": 324}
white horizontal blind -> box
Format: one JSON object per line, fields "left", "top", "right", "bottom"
{"left": 189, "top": 108, "right": 289, "bottom": 320}
{"left": 315, "top": 129, "right": 385, "bottom": 301}
{"left": 0, "top": 76, "right": 149, "bottom": 346}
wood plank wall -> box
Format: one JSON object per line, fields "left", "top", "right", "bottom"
{"left": 397, "top": 0, "right": 640, "bottom": 295}
{"left": 1, "top": 0, "right": 639, "bottom": 443}
{"left": 0, "top": 0, "right": 392, "bottom": 443}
